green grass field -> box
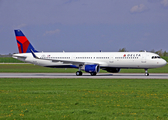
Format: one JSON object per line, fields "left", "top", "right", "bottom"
{"left": 0, "top": 64, "right": 168, "bottom": 73}
{"left": 0, "top": 57, "right": 24, "bottom": 63}
{"left": 0, "top": 78, "right": 168, "bottom": 120}
{"left": 162, "top": 56, "right": 168, "bottom": 62}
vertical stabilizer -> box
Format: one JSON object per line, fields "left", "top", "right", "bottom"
{"left": 14, "top": 30, "right": 38, "bottom": 53}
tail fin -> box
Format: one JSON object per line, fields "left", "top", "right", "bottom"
{"left": 14, "top": 29, "right": 38, "bottom": 53}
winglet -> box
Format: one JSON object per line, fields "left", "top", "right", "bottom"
{"left": 30, "top": 49, "right": 39, "bottom": 59}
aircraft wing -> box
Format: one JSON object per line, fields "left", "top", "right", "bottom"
{"left": 51, "top": 59, "right": 104, "bottom": 66}
{"left": 52, "top": 59, "right": 85, "bottom": 65}
{"left": 30, "top": 49, "right": 102, "bottom": 66}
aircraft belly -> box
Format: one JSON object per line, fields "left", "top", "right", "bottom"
{"left": 109, "top": 60, "right": 141, "bottom": 68}
{"left": 108, "top": 60, "right": 160, "bottom": 69}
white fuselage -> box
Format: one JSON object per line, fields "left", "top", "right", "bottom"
{"left": 13, "top": 52, "right": 167, "bottom": 69}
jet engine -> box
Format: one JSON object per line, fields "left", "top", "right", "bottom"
{"left": 82, "top": 64, "right": 100, "bottom": 74}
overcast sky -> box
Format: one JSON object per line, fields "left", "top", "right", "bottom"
{"left": 0, "top": 0, "right": 168, "bottom": 54}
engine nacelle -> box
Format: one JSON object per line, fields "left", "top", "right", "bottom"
{"left": 104, "top": 68, "right": 120, "bottom": 73}
{"left": 82, "top": 64, "right": 100, "bottom": 73}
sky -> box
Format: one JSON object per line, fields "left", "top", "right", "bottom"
{"left": 0, "top": 0, "right": 168, "bottom": 54}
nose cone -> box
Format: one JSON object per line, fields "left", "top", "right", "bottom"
{"left": 160, "top": 59, "right": 167, "bottom": 67}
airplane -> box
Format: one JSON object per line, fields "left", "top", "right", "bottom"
{"left": 13, "top": 29, "right": 167, "bottom": 76}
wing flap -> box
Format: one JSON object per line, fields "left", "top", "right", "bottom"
{"left": 52, "top": 59, "right": 84, "bottom": 65}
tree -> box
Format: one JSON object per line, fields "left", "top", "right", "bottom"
{"left": 155, "top": 49, "right": 163, "bottom": 56}
{"left": 118, "top": 48, "right": 127, "bottom": 52}
{"left": 163, "top": 51, "right": 168, "bottom": 56}
{"left": 149, "top": 49, "right": 155, "bottom": 53}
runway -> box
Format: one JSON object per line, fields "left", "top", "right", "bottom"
{"left": 0, "top": 73, "right": 168, "bottom": 79}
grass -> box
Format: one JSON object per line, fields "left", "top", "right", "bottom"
{"left": 0, "top": 57, "right": 24, "bottom": 63}
{"left": 0, "top": 78, "right": 168, "bottom": 119}
{"left": 0, "top": 64, "right": 168, "bottom": 73}
{"left": 162, "top": 56, "right": 168, "bottom": 62}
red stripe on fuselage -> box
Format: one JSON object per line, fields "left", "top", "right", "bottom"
{"left": 16, "top": 36, "right": 30, "bottom": 53}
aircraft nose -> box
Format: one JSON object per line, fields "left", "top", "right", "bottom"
{"left": 160, "top": 59, "right": 167, "bottom": 66}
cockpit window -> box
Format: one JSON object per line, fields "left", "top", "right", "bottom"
{"left": 152, "top": 56, "right": 161, "bottom": 59}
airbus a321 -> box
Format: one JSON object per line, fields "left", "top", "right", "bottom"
{"left": 13, "top": 30, "right": 167, "bottom": 76}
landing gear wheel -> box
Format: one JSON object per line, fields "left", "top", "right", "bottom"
{"left": 76, "top": 71, "right": 82, "bottom": 76}
{"left": 145, "top": 73, "right": 149, "bottom": 76}
{"left": 144, "top": 69, "right": 149, "bottom": 76}
{"left": 90, "top": 72, "right": 97, "bottom": 76}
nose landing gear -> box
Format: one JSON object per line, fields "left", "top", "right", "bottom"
{"left": 145, "top": 69, "right": 149, "bottom": 76}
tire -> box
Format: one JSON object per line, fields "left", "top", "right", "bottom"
{"left": 145, "top": 73, "right": 149, "bottom": 76}
{"left": 76, "top": 71, "right": 82, "bottom": 76}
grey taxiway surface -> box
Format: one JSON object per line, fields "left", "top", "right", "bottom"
{"left": 0, "top": 73, "right": 168, "bottom": 79}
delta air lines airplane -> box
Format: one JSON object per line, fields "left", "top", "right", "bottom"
{"left": 13, "top": 30, "right": 167, "bottom": 76}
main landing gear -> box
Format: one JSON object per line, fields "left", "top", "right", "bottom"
{"left": 145, "top": 69, "right": 149, "bottom": 76}
{"left": 76, "top": 71, "right": 97, "bottom": 76}
{"left": 76, "top": 66, "right": 97, "bottom": 76}
{"left": 76, "top": 66, "right": 83, "bottom": 76}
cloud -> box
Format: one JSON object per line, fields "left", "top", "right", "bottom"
{"left": 130, "top": 4, "right": 149, "bottom": 14}
{"left": 161, "top": 0, "right": 168, "bottom": 7}
{"left": 16, "top": 24, "right": 27, "bottom": 28}
{"left": 44, "top": 29, "right": 60, "bottom": 36}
